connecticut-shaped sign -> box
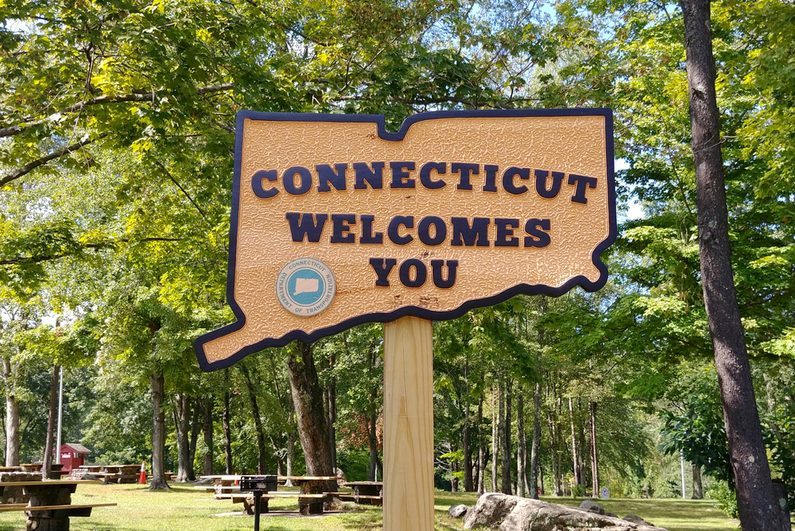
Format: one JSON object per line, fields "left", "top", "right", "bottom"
{"left": 195, "top": 109, "right": 616, "bottom": 371}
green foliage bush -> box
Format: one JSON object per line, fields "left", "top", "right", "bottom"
{"left": 707, "top": 481, "right": 739, "bottom": 519}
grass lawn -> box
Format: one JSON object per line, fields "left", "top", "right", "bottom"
{"left": 0, "top": 483, "right": 741, "bottom": 531}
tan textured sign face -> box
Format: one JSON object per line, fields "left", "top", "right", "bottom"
{"left": 195, "top": 110, "right": 615, "bottom": 370}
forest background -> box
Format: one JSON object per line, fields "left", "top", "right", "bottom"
{"left": 0, "top": 0, "right": 793, "bottom": 521}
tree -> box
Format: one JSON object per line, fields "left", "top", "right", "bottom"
{"left": 286, "top": 341, "right": 336, "bottom": 489}
{"left": 679, "top": 1, "right": 780, "bottom": 528}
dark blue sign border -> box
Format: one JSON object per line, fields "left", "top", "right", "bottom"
{"left": 195, "top": 108, "right": 616, "bottom": 371}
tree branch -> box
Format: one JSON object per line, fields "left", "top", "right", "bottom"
{"left": 154, "top": 160, "right": 209, "bottom": 221}
{"left": 0, "top": 133, "right": 108, "bottom": 187}
{"left": 0, "top": 237, "right": 182, "bottom": 266}
{"left": 0, "top": 83, "right": 234, "bottom": 139}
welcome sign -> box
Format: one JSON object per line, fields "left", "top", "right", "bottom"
{"left": 195, "top": 109, "right": 616, "bottom": 371}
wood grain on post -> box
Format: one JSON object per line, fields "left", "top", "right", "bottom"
{"left": 383, "top": 316, "right": 434, "bottom": 531}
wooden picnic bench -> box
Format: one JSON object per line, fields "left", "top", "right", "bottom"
{"left": 226, "top": 475, "right": 337, "bottom": 515}
{"left": 198, "top": 475, "right": 242, "bottom": 499}
{"left": 78, "top": 464, "right": 139, "bottom": 483}
{"left": 278, "top": 476, "right": 337, "bottom": 515}
{"left": 0, "top": 480, "right": 114, "bottom": 531}
{"left": 336, "top": 481, "right": 383, "bottom": 505}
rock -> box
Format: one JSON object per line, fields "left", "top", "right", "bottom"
{"left": 606, "top": 512, "right": 618, "bottom": 518}
{"left": 449, "top": 504, "right": 469, "bottom": 518}
{"left": 463, "top": 493, "right": 669, "bottom": 531}
{"left": 624, "top": 514, "right": 654, "bottom": 526}
{"left": 579, "top": 499, "right": 605, "bottom": 514}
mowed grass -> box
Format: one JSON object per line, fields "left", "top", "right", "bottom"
{"left": 0, "top": 483, "right": 742, "bottom": 531}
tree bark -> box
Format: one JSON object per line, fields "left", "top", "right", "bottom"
{"left": 589, "top": 401, "right": 598, "bottom": 497}
{"left": 577, "top": 397, "right": 587, "bottom": 489}
{"left": 173, "top": 394, "right": 191, "bottom": 482}
{"left": 327, "top": 350, "right": 337, "bottom": 471}
{"left": 222, "top": 370, "right": 233, "bottom": 474}
{"left": 529, "top": 380, "right": 541, "bottom": 499}
{"left": 286, "top": 341, "right": 336, "bottom": 491}
{"left": 501, "top": 377, "right": 512, "bottom": 495}
{"left": 41, "top": 365, "right": 59, "bottom": 480}
{"left": 368, "top": 408, "right": 380, "bottom": 481}
{"left": 240, "top": 363, "right": 268, "bottom": 474}
{"left": 692, "top": 464, "right": 703, "bottom": 499}
{"left": 202, "top": 398, "right": 214, "bottom": 476}
{"left": 680, "top": 2, "right": 780, "bottom": 529}
{"left": 462, "top": 361, "right": 473, "bottom": 492}
{"left": 187, "top": 401, "right": 201, "bottom": 481}
{"left": 477, "top": 394, "right": 485, "bottom": 493}
{"left": 491, "top": 385, "right": 499, "bottom": 492}
{"left": 549, "top": 390, "right": 560, "bottom": 496}
{"left": 149, "top": 371, "right": 169, "bottom": 490}
{"left": 517, "top": 391, "right": 527, "bottom": 497}
{"left": 2, "top": 357, "right": 19, "bottom": 466}
{"left": 569, "top": 397, "right": 580, "bottom": 490}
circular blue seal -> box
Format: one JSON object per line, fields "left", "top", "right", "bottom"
{"left": 275, "top": 258, "right": 336, "bottom": 316}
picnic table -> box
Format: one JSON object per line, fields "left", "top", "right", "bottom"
{"left": 16, "top": 464, "right": 67, "bottom": 480}
{"left": 78, "top": 464, "right": 139, "bottom": 483}
{"left": 197, "top": 475, "right": 243, "bottom": 499}
{"left": 0, "top": 479, "right": 114, "bottom": 531}
{"left": 202, "top": 474, "right": 338, "bottom": 515}
{"left": 340, "top": 481, "right": 383, "bottom": 505}
{"left": 277, "top": 476, "right": 337, "bottom": 515}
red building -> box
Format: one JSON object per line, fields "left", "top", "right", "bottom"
{"left": 59, "top": 443, "right": 92, "bottom": 472}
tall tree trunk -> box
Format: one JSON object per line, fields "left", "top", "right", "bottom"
{"left": 202, "top": 398, "right": 214, "bottom": 476}
{"left": 491, "top": 385, "right": 499, "bottom": 492}
{"left": 569, "top": 397, "right": 580, "bottom": 490}
{"left": 286, "top": 341, "right": 336, "bottom": 491}
{"left": 548, "top": 381, "right": 561, "bottom": 496}
{"left": 517, "top": 391, "right": 527, "bottom": 497}
{"left": 501, "top": 377, "right": 512, "bottom": 495}
{"left": 463, "top": 404, "right": 472, "bottom": 491}
{"left": 173, "top": 393, "right": 191, "bottom": 482}
{"left": 577, "top": 397, "right": 588, "bottom": 489}
{"left": 368, "top": 409, "right": 380, "bottom": 481}
{"left": 589, "top": 401, "right": 598, "bottom": 497}
{"left": 285, "top": 388, "right": 297, "bottom": 482}
{"left": 2, "top": 357, "right": 19, "bottom": 466}
{"left": 539, "top": 463, "right": 545, "bottom": 496}
{"left": 463, "top": 361, "right": 473, "bottom": 492}
{"left": 149, "top": 371, "right": 169, "bottom": 490}
{"left": 327, "top": 349, "right": 337, "bottom": 471}
{"left": 529, "top": 380, "right": 541, "bottom": 499}
{"left": 555, "top": 395, "right": 563, "bottom": 496}
{"left": 286, "top": 431, "right": 295, "bottom": 477}
{"left": 222, "top": 370, "right": 233, "bottom": 474}
{"left": 270, "top": 437, "right": 284, "bottom": 476}
{"left": 187, "top": 401, "right": 201, "bottom": 481}
{"left": 477, "top": 394, "right": 485, "bottom": 493}
{"left": 450, "top": 442, "right": 459, "bottom": 493}
{"left": 41, "top": 365, "right": 59, "bottom": 480}
{"left": 680, "top": 2, "right": 779, "bottom": 530}
{"left": 692, "top": 464, "right": 703, "bottom": 499}
{"left": 240, "top": 363, "right": 268, "bottom": 474}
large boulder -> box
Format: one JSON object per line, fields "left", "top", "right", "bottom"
{"left": 450, "top": 504, "right": 469, "bottom": 518}
{"left": 623, "top": 514, "right": 655, "bottom": 526}
{"left": 579, "top": 500, "right": 605, "bottom": 514}
{"left": 463, "top": 493, "right": 668, "bottom": 531}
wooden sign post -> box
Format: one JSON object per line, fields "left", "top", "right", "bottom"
{"left": 384, "top": 316, "right": 434, "bottom": 531}
{"left": 194, "top": 109, "right": 615, "bottom": 531}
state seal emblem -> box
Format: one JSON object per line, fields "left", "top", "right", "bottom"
{"left": 275, "top": 257, "right": 336, "bottom": 316}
